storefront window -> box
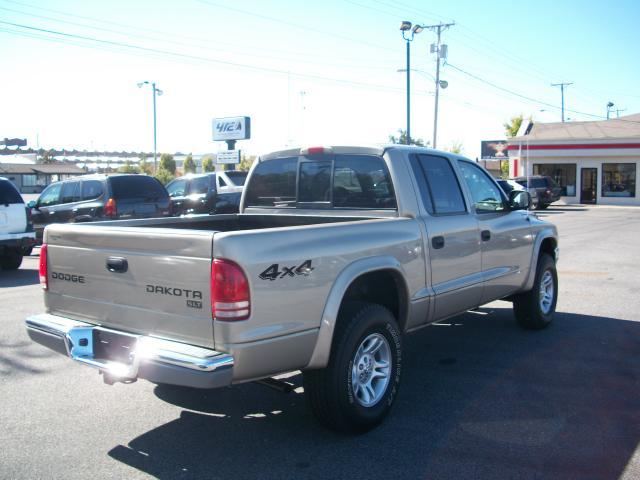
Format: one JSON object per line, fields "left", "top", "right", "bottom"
{"left": 602, "top": 163, "right": 636, "bottom": 197}
{"left": 533, "top": 163, "right": 577, "bottom": 196}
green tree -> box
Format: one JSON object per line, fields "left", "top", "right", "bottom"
{"left": 138, "top": 153, "right": 154, "bottom": 175}
{"left": 159, "top": 153, "right": 176, "bottom": 174}
{"left": 237, "top": 154, "right": 256, "bottom": 172}
{"left": 388, "top": 129, "right": 427, "bottom": 146}
{"left": 38, "top": 149, "right": 55, "bottom": 164}
{"left": 183, "top": 154, "right": 196, "bottom": 174}
{"left": 201, "top": 156, "right": 215, "bottom": 172}
{"left": 154, "top": 168, "right": 175, "bottom": 185}
{"left": 504, "top": 115, "right": 524, "bottom": 138}
{"left": 117, "top": 161, "right": 140, "bottom": 174}
{"left": 445, "top": 140, "right": 464, "bottom": 154}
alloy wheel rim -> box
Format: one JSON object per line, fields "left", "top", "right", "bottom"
{"left": 351, "top": 333, "right": 391, "bottom": 407}
{"left": 539, "top": 270, "right": 555, "bottom": 314}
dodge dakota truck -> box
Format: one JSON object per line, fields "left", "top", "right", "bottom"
{"left": 26, "top": 146, "right": 559, "bottom": 433}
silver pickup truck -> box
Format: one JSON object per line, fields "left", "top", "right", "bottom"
{"left": 26, "top": 146, "right": 558, "bottom": 433}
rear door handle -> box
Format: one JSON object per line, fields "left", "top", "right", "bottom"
{"left": 481, "top": 230, "right": 491, "bottom": 241}
{"left": 432, "top": 236, "right": 445, "bottom": 249}
{"left": 106, "top": 256, "right": 128, "bottom": 273}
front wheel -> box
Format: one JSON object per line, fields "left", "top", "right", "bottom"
{"left": 303, "top": 302, "right": 402, "bottom": 433}
{"left": 513, "top": 254, "right": 558, "bottom": 329}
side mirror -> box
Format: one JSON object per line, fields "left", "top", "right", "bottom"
{"left": 27, "top": 200, "right": 37, "bottom": 208}
{"left": 509, "top": 190, "right": 531, "bottom": 211}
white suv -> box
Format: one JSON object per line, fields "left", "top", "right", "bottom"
{"left": 0, "top": 177, "right": 35, "bottom": 270}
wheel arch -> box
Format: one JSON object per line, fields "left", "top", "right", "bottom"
{"left": 305, "top": 256, "right": 409, "bottom": 370}
{"left": 524, "top": 230, "right": 558, "bottom": 291}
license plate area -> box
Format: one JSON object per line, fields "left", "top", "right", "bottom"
{"left": 93, "top": 329, "right": 138, "bottom": 365}
{"left": 66, "top": 326, "right": 140, "bottom": 377}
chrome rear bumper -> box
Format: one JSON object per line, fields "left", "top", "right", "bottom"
{"left": 25, "top": 313, "right": 233, "bottom": 389}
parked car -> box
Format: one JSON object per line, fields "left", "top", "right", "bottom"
{"left": 497, "top": 179, "right": 538, "bottom": 209}
{"left": 0, "top": 177, "right": 35, "bottom": 269}
{"left": 28, "top": 174, "right": 171, "bottom": 243}
{"left": 166, "top": 172, "right": 243, "bottom": 216}
{"left": 513, "top": 175, "right": 562, "bottom": 209}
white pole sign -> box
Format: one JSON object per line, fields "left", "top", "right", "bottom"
{"left": 212, "top": 116, "right": 251, "bottom": 141}
{"left": 216, "top": 150, "right": 241, "bottom": 164}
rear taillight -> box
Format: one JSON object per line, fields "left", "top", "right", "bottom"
{"left": 39, "top": 244, "right": 48, "bottom": 290}
{"left": 104, "top": 198, "right": 117, "bottom": 217}
{"left": 211, "top": 258, "right": 250, "bottom": 321}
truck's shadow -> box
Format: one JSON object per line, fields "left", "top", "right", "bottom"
{"left": 0, "top": 267, "right": 39, "bottom": 287}
{"left": 108, "top": 308, "right": 640, "bottom": 479}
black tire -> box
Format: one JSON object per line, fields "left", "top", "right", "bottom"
{"left": 537, "top": 203, "right": 549, "bottom": 210}
{"left": 303, "top": 302, "right": 402, "bottom": 434}
{"left": 21, "top": 246, "right": 33, "bottom": 256}
{"left": 0, "top": 251, "right": 23, "bottom": 270}
{"left": 513, "top": 254, "right": 557, "bottom": 329}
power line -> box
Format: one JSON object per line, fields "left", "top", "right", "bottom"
{"left": 0, "top": 2, "right": 398, "bottom": 69}
{"left": 445, "top": 62, "right": 602, "bottom": 119}
{"left": 195, "top": 0, "right": 398, "bottom": 54}
{"left": 0, "top": 20, "right": 410, "bottom": 94}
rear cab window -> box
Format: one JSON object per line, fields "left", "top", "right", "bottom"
{"left": 409, "top": 154, "right": 466, "bottom": 215}
{"left": 109, "top": 176, "right": 168, "bottom": 200}
{"left": 225, "top": 171, "right": 247, "bottom": 186}
{"left": 0, "top": 179, "right": 23, "bottom": 204}
{"left": 244, "top": 154, "right": 396, "bottom": 210}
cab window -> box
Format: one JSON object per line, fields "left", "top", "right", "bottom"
{"left": 458, "top": 161, "right": 505, "bottom": 213}
{"left": 60, "top": 181, "right": 81, "bottom": 204}
{"left": 412, "top": 154, "right": 466, "bottom": 214}
{"left": 38, "top": 183, "right": 63, "bottom": 206}
{"left": 166, "top": 178, "right": 187, "bottom": 197}
{"left": 81, "top": 180, "right": 104, "bottom": 200}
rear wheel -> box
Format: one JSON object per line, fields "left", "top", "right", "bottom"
{"left": 0, "top": 250, "right": 23, "bottom": 270}
{"left": 303, "top": 302, "right": 402, "bottom": 433}
{"left": 513, "top": 254, "right": 557, "bottom": 329}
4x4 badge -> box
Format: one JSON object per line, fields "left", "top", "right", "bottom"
{"left": 259, "top": 260, "right": 314, "bottom": 281}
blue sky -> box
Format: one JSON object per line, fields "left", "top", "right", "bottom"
{"left": 1, "top": 0, "right": 639, "bottom": 159}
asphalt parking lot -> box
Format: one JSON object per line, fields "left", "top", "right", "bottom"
{"left": 1, "top": 205, "right": 639, "bottom": 479}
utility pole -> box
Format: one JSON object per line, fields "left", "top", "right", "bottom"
{"left": 425, "top": 22, "right": 455, "bottom": 149}
{"left": 551, "top": 82, "right": 573, "bottom": 122}
{"left": 615, "top": 108, "right": 627, "bottom": 118}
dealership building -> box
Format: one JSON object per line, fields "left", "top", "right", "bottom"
{"left": 506, "top": 114, "right": 640, "bottom": 206}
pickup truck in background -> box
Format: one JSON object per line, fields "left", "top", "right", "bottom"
{"left": 0, "top": 177, "right": 35, "bottom": 269}
{"left": 165, "top": 171, "right": 245, "bottom": 216}
{"left": 26, "top": 146, "right": 559, "bottom": 433}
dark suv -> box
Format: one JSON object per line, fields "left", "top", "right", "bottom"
{"left": 514, "top": 175, "right": 562, "bottom": 209}
{"left": 29, "top": 174, "right": 171, "bottom": 243}
{"left": 166, "top": 173, "right": 242, "bottom": 216}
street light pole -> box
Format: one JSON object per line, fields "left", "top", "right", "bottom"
{"left": 400, "top": 21, "right": 423, "bottom": 146}
{"left": 137, "top": 81, "right": 163, "bottom": 172}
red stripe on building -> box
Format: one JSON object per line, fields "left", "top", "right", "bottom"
{"left": 507, "top": 143, "right": 640, "bottom": 151}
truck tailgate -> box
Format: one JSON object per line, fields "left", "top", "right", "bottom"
{"left": 44, "top": 224, "right": 216, "bottom": 348}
